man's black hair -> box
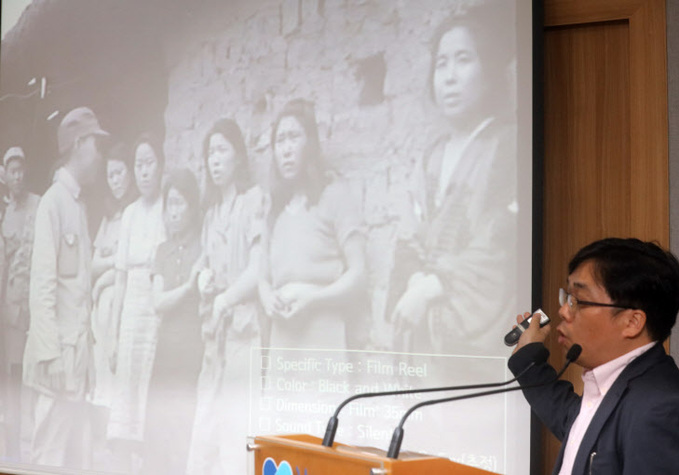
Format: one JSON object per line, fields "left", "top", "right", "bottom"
{"left": 568, "top": 238, "right": 679, "bottom": 341}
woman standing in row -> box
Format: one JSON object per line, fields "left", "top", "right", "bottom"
{"left": 188, "top": 119, "right": 266, "bottom": 474}
{"left": 91, "top": 143, "right": 136, "bottom": 411}
{"left": 259, "top": 99, "right": 366, "bottom": 351}
{"left": 145, "top": 168, "right": 203, "bottom": 473}
{"left": 390, "top": 3, "right": 517, "bottom": 356}
{"left": 90, "top": 143, "right": 136, "bottom": 460}
{"left": 107, "top": 134, "right": 166, "bottom": 469}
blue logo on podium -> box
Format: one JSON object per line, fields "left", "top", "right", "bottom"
{"left": 263, "top": 458, "right": 294, "bottom": 475}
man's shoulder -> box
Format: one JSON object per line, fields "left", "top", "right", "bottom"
{"left": 638, "top": 353, "right": 679, "bottom": 381}
{"left": 37, "top": 181, "right": 70, "bottom": 210}
{"left": 625, "top": 349, "right": 679, "bottom": 399}
{"left": 615, "top": 356, "right": 679, "bottom": 441}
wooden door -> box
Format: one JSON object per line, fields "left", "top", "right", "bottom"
{"left": 541, "top": 0, "right": 668, "bottom": 473}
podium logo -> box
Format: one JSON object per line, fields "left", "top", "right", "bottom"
{"left": 262, "top": 457, "right": 309, "bottom": 475}
{"left": 263, "top": 457, "right": 295, "bottom": 475}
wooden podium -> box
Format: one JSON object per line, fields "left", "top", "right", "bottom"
{"left": 247, "top": 434, "right": 498, "bottom": 474}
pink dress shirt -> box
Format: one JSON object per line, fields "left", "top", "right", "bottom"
{"left": 558, "top": 341, "right": 656, "bottom": 474}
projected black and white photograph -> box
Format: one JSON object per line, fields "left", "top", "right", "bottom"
{"left": 0, "top": 0, "right": 533, "bottom": 473}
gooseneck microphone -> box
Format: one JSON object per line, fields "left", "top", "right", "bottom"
{"left": 321, "top": 351, "right": 546, "bottom": 447}
{"left": 386, "top": 344, "right": 583, "bottom": 459}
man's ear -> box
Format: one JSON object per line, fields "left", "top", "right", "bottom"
{"left": 71, "top": 136, "right": 83, "bottom": 155}
{"left": 621, "top": 309, "right": 647, "bottom": 339}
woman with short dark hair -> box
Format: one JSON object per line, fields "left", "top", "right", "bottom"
{"left": 144, "top": 168, "right": 203, "bottom": 474}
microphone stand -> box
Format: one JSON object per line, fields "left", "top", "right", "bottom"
{"left": 386, "top": 344, "right": 582, "bottom": 459}
{"left": 321, "top": 359, "right": 541, "bottom": 447}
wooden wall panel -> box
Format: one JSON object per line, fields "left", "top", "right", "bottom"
{"left": 541, "top": 0, "right": 668, "bottom": 473}
{"left": 542, "top": 19, "right": 632, "bottom": 472}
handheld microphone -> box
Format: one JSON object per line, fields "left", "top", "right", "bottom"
{"left": 386, "top": 344, "right": 582, "bottom": 459}
{"left": 321, "top": 348, "right": 547, "bottom": 447}
{"left": 504, "top": 309, "right": 550, "bottom": 346}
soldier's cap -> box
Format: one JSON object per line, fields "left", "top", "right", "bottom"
{"left": 57, "top": 107, "right": 110, "bottom": 156}
{"left": 2, "top": 146, "right": 25, "bottom": 168}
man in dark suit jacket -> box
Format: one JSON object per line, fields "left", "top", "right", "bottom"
{"left": 508, "top": 238, "right": 679, "bottom": 475}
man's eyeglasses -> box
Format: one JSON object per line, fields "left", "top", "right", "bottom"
{"left": 559, "top": 288, "right": 636, "bottom": 311}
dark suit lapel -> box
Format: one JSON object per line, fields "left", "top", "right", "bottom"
{"left": 570, "top": 344, "right": 666, "bottom": 474}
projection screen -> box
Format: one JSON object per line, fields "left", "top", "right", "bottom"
{"left": 0, "top": 0, "right": 536, "bottom": 473}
